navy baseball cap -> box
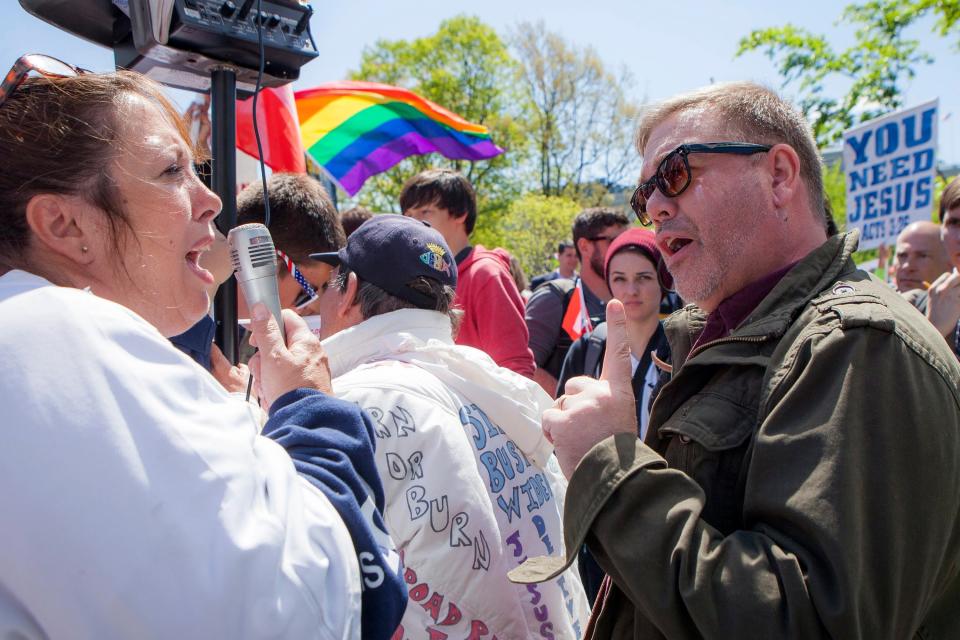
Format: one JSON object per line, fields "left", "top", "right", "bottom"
{"left": 310, "top": 214, "right": 457, "bottom": 308}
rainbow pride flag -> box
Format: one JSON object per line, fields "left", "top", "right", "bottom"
{"left": 295, "top": 81, "right": 504, "bottom": 196}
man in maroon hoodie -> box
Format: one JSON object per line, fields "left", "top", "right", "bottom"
{"left": 400, "top": 169, "right": 536, "bottom": 377}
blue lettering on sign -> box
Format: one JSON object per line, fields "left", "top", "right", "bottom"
{"left": 520, "top": 473, "right": 553, "bottom": 513}
{"left": 507, "top": 441, "right": 529, "bottom": 474}
{"left": 459, "top": 404, "right": 504, "bottom": 451}
{"left": 496, "top": 448, "right": 517, "bottom": 481}
{"left": 532, "top": 514, "right": 554, "bottom": 554}
{"left": 890, "top": 154, "right": 911, "bottom": 179}
{"left": 869, "top": 161, "right": 887, "bottom": 186}
{"left": 480, "top": 451, "right": 506, "bottom": 493}
{"left": 916, "top": 176, "right": 932, "bottom": 208}
{"left": 875, "top": 122, "right": 899, "bottom": 156}
{"left": 851, "top": 179, "right": 936, "bottom": 224}
{"left": 914, "top": 149, "right": 934, "bottom": 173}
{"left": 847, "top": 107, "right": 937, "bottom": 168}
{"left": 865, "top": 191, "right": 880, "bottom": 219}
{"left": 861, "top": 220, "right": 887, "bottom": 241}
{"left": 849, "top": 168, "right": 869, "bottom": 193}
{"left": 480, "top": 442, "right": 537, "bottom": 495}
{"left": 847, "top": 130, "right": 873, "bottom": 166}
{"left": 497, "top": 486, "right": 522, "bottom": 523}
{"left": 904, "top": 108, "right": 936, "bottom": 148}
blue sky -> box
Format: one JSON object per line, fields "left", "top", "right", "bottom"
{"left": 5, "top": 0, "right": 959, "bottom": 164}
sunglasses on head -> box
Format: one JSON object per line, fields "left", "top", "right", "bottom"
{"left": 630, "top": 142, "right": 772, "bottom": 226}
{"left": 0, "top": 54, "right": 87, "bottom": 110}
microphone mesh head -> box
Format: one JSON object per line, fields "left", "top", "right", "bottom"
{"left": 228, "top": 223, "right": 278, "bottom": 273}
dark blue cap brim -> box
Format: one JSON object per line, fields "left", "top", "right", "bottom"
{"left": 309, "top": 251, "right": 342, "bottom": 266}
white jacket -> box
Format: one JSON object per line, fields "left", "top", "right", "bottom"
{"left": 324, "top": 309, "right": 590, "bottom": 640}
{"left": 0, "top": 271, "right": 361, "bottom": 640}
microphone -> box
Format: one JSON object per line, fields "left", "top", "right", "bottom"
{"left": 228, "top": 223, "right": 285, "bottom": 343}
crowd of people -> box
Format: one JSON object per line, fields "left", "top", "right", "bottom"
{"left": 1, "top": 54, "right": 959, "bottom": 640}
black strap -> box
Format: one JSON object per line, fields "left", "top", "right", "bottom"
{"left": 541, "top": 279, "right": 578, "bottom": 378}
{"left": 583, "top": 322, "right": 608, "bottom": 378}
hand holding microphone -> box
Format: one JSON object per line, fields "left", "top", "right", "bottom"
{"left": 229, "top": 223, "right": 333, "bottom": 408}
{"left": 247, "top": 304, "right": 334, "bottom": 409}
{"left": 228, "top": 223, "right": 286, "bottom": 343}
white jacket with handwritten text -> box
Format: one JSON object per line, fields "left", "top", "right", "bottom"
{"left": 324, "top": 309, "right": 590, "bottom": 640}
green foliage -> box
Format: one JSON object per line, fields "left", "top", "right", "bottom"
{"left": 474, "top": 193, "right": 581, "bottom": 277}
{"left": 737, "top": 0, "right": 959, "bottom": 146}
{"left": 347, "top": 15, "right": 529, "bottom": 219}
{"left": 511, "top": 22, "right": 642, "bottom": 203}
{"left": 823, "top": 161, "right": 848, "bottom": 233}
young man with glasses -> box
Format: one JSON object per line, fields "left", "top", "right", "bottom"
{"left": 525, "top": 208, "right": 629, "bottom": 396}
{"left": 513, "top": 82, "right": 960, "bottom": 638}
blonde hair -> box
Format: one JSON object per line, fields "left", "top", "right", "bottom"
{"left": 635, "top": 82, "right": 827, "bottom": 229}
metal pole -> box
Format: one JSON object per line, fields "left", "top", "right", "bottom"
{"left": 211, "top": 67, "right": 239, "bottom": 364}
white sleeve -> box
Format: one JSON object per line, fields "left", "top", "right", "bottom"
{"left": 0, "top": 286, "right": 360, "bottom": 640}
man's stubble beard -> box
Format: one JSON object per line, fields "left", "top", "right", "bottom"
{"left": 589, "top": 250, "right": 605, "bottom": 282}
{"left": 669, "top": 208, "right": 761, "bottom": 310}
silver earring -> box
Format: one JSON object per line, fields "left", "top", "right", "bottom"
{"left": 81, "top": 246, "right": 88, "bottom": 253}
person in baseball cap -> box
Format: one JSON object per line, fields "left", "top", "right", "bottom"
{"left": 310, "top": 214, "right": 457, "bottom": 337}
{"left": 308, "top": 214, "right": 592, "bottom": 637}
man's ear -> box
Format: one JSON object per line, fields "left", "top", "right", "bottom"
{"left": 336, "top": 271, "right": 360, "bottom": 319}
{"left": 452, "top": 210, "right": 469, "bottom": 230}
{"left": 768, "top": 143, "right": 803, "bottom": 210}
{"left": 576, "top": 237, "right": 591, "bottom": 260}
{"left": 24, "top": 194, "right": 94, "bottom": 265}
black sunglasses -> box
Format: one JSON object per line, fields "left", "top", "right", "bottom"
{"left": 0, "top": 54, "right": 87, "bottom": 110}
{"left": 630, "top": 142, "right": 772, "bottom": 225}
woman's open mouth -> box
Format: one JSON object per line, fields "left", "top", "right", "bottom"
{"left": 185, "top": 249, "right": 215, "bottom": 285}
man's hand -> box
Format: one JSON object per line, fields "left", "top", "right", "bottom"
{"left": 247, "top": 303, "right": 333, "bottom": 410}
{"left": 542, "top": 299, "right": 639, "bottom": 478}
{"left": 210, "top": 343, "right": 250, "bottom": 394}
{"left": 926, "top": 269, "right": 960, "bottom": 339}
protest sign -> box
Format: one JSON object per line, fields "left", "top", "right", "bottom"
{"left": 843, "top": 100, "right": 938, "bottom": 250}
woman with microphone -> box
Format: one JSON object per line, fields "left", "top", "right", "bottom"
{"left": 0, "top": 56, "right": 404, "bottom": 639}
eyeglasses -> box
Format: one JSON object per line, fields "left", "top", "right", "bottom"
{"left": 630, "top": 142, "right": 772, "bottom": 226}
{"left": 276, "top": 249, "right": 318, "bottom": 308}
{"left": 0, "top": 54, "right": 87, "bottom": 110}
{"left": 587, "top": 235, "right": 619, "bottom": 244}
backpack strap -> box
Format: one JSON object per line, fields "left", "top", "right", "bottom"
{"left": 540, "top": 278, "right": 578, "bottom": 378}
{"left": 582, "top": 322, "right": 608, "bottom": 379}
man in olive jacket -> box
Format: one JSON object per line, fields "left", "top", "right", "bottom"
{"left": 510, "top": 82, "right": 960, "bottom": 639}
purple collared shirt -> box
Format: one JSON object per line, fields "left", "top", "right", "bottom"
{"left": 692, "top": 262, "right": 798, "bottom": 351}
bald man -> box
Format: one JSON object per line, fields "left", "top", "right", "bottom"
{"left": 892, "top": 221, "right": 951, "bottom": 293}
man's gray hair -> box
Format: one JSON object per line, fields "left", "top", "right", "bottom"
{"left": 635, "top": 82, "right": 828, "bottom": 230}
{"left": 334, "top": 265, "right": 461, "bottom": 328}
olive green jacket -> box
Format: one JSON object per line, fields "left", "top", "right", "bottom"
{"left": 512, "top": 232, "right": 960, "bottom": 639}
